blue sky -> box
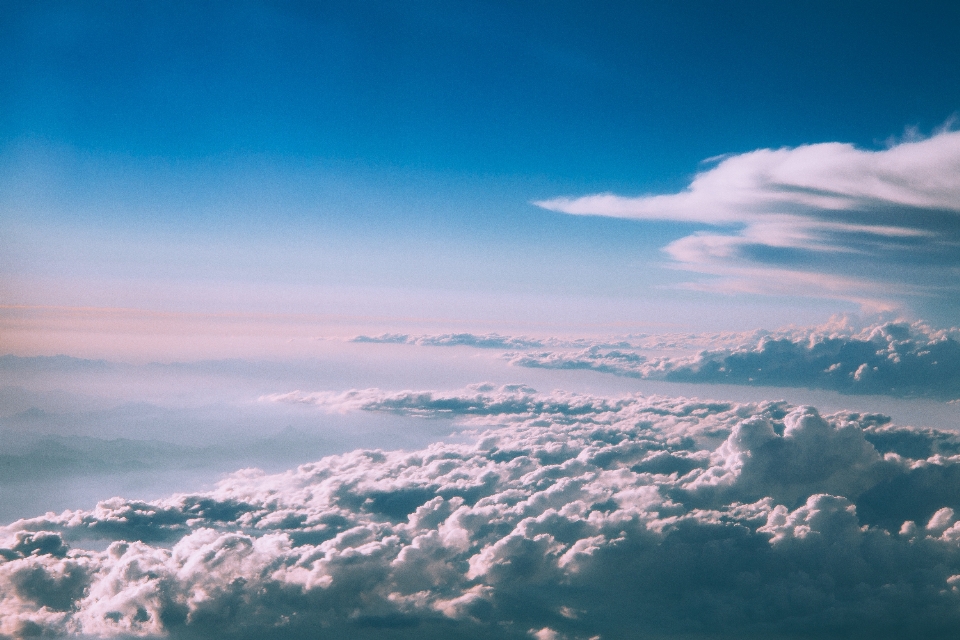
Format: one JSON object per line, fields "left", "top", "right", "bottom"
{"left": 6, "top": 1, "right": 959, "bottom": 171}
{"left": 3, "top": 0, "right": 960, "bottom": 348}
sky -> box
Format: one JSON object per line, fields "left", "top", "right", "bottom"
{"left": 3, "top": 2, "right": 960, "bottom": 638}
{"left": 4, "top": 0, "right": 960, "bottom": 355}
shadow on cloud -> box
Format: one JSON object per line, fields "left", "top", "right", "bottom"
{"left": 513, "top": 321, "right": 960, "bottom": 400}
{"left": 5, "top": 385, "right": 960, "bottom": 638}
{"left": 666, "top": 321, "right": 960, "bottom": 399}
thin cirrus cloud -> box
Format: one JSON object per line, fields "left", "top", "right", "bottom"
{"left": 535, "top": 129, "right": 960, "bottom": 309}
{"left": 6, "top": 385, "right": 960, "bottom": 638}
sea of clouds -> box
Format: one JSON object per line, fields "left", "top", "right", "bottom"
{"left": 4, "top": 383, "right": 960, "bottom": 638}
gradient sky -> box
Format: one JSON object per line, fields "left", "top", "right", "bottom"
{"left": 3, "top": 1, "right": 960, "bottom": 358}
{"left": 7, "top": 6, "right": 960, "bottom": 636}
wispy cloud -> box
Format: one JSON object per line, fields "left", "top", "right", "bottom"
{"left": 536, "top": 130, "right": 960, "bottom": 308}
{"left": 350, "top": 332, "right": 647, "bottom": 350}
{"left": 352, "top": 333, "right": 551, "bottom": 349}
{"left": 348, "top": 328, "right": 828, "bottom": 354}
{"left": 6, "top": 388, "right": 960, "bottom": 637}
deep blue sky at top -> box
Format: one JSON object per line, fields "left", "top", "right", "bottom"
{"left": 6, "top": 1, "right": 960, "bottom": 183}
{"left": 3, "top": 1, "right": 960, "bottom": 336}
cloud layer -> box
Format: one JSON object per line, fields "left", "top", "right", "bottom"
{"left": 351, "top": 333, "right": 552, "bottom": 349}
{"left": 536, "top": 130, "right": 960, "bottom": 308}
{"left": 348, "top": 319, "right": 960, "bottom": 400}
{"left": 350, "top": 334, "right": 646, "bottom": 351}
{"left": 5, "top": 386, "right": 960, "bottom": 638}
{"left": 508, "top": 321, "right": 960, "bottom": 400}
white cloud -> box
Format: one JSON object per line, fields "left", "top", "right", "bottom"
{"left": 535, "top": 130, "right": 960, "bottom": 308}
{"left": 341, "top": 319, "right": 960, "bottom": 399}
{"left": 503, "top": 320, "right": 960, "bottom": 400}
{"left": 536, "top": 131, "right": 960, "bottom": 222}
{"left": 5, "top": 387, "right": 960, "bottom": 637}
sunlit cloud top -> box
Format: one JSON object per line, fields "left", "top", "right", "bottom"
{"left": 537, "top": 130, "right": 960, "bottom": 310}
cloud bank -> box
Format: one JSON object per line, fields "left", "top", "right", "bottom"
{"left": 349, "top": 331, "right": 782, "bottom": 353}
{"left": 508, "top": 321, "right": 960, "bottom": 400}
{"left": 346, "top": 319, "right": 960, "bottom": 399}
{"left": 350, "top": 334, "right": 642, "bottom": 351}
{"left": 536, "top": 130, "right": 960, "bottom": 308}
{"left": 6, "top": 386, "right": 960, "bottom": 638}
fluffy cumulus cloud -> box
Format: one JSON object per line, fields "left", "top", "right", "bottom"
{"left": 667, "top": 321, "right": 960, "bottom": 399}
{"left": 536, "top": 130, "right": 960, "bottom": 308}
{"left": 507, "top": 320, "right": 960, "bottom": 400}
{"left": 6, "top": 385, "right": 960, "bottom": 638}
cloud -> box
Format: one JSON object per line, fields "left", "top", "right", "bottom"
{"left": 352, "top": 333, "right": 551, "bottom": 349}
{"left": 351, "top": 330, "right": 793, "bottom": 353}
{"left": 261, "top": 383, "right": 633, "bottom": 423}
{"left": 666, "top": 320, "right": 960, "bottom": 399}
{"left": 537, "top": 130, "right": 960, "bottom": 221}
{"left": 343, "top": 319, "right": 960, "bottom": 400}
{"left": 350, "top": 334, "right": 641, "bottom": 351}
{"left": 506, "top": 347, "right": 666, "bottom": 379}
{"left": 6, "top": 387, "right": 960, "bottom": 638}
{"left": 535, "top": 130, "right": 960, "bottom": 308}
{"left": 505, "top": 320, "right": 960, "bottom": 400}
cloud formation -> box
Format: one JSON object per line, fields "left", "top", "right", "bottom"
{"left": 351, "top": 330, "right": 818, "bottom": 353}
{"left": 536, "top": 130, "right": 960, "bottom": 308}
{"left": 350, "top": 334, "right": 644, "bottom": 351}
{"left": 667, "top": 321, "right": 960, "bottom": 399}
{"left": 346, "top": 319, "right": 960, "bottom": 399}
{"left": 6, "top": 386, "right": 960, "bottom": 638}
{"left": 352, "top": 333, "right": 551, "bottom": 349}
{"left": 507, "top": 320, "right": 960, "bottom": 400}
